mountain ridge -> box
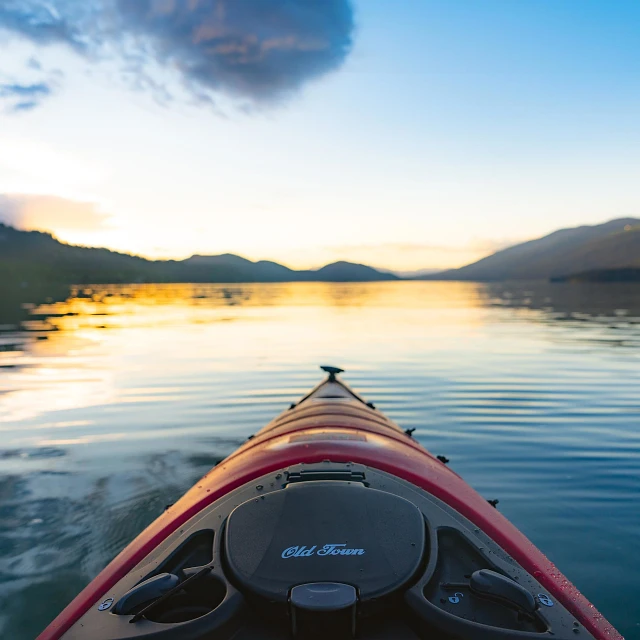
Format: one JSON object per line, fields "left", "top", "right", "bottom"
{"left": 3, "top": 216, "right": 640, "bottom": 287}
{"left": 0, "top": 223, "right": 398, "bottom": 285}
{"left": 420, "top": 218, "right": 640, "bottom": 281}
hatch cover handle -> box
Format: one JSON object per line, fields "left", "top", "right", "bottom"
{"left": 290, "top": 582, "right": 357, "bottom": 638}
{"left": 285, "top": 469, "right": 366, "bottom": 484}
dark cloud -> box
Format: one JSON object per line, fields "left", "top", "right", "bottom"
{"left": 116, "top": 0, "right": 354, "bottom": 101}
{"left": 0, "top": 0, "right": 355, "bottom": 109}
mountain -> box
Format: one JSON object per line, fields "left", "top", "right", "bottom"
{"left": 311, "top": 261, "right": 398, "bottom": 282}
{"left": 0, "top": 223, "right": 164, "bottom": 285}
{"left": 182, "top": 254, "right": 297, "bottom": 282}
{"left": 422, "top": 218, "right": 640, "bottom": 281}
{"left": 548, "top": 225, "right": 640, "bottom": 279}
{"left": 0, "top": 224, "right": 395, "bottom": 286}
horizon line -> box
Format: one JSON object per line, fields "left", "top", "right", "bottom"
{"left": 0, "top": 222, "right": 453, "bottom": 274}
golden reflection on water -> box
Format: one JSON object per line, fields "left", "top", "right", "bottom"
{"left": 50, "top": 280, "right": 486, "bottom": 314}
{"left": 1, "top": 280, "right": 639, "bottom": 429}
{"left": 0, "top": 282, "right": 487, "bottom": 426}
{"left": 10, "top": 281, "right": 491, "bottom": 355}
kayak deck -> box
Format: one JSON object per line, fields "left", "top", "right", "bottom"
{"left": 39, "top": 367, "right": 621, "bottom": 640}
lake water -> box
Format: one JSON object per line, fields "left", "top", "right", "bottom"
{"left": 0, "top": 281, "right": 639, "bottom": 639}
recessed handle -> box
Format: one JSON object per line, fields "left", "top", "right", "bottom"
{"left": 470, "top": 569, "right": 536, "bottom": 614}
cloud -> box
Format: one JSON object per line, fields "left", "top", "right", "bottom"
{"left": 11, "top": 100, "right": 38, "bottom": 111}
{"left": 0, "top": 81, "right": 51, "bottom": 97}
{"left": 0, "top": 0, "right": 355, "bottom": 109}
{"left": 0, "top": 194, "right": 110, "bottom": 233}
{"left": 0, "top": 1, "right": 87, "bottom": 48}
{"left": 0, "top": 80, "right": 53, "bottom": 110}
{"left": 27, "top": 57, "right": 42, "bottom": 70}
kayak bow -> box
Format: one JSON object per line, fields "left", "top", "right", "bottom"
{"left": 39, "top": 367, "right": 621, "bottom": 640}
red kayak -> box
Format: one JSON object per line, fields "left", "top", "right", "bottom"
{"left": 40, "top": 367, "right": 621, "bottom": 640}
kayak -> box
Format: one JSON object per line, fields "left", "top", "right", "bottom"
{"left": 39, "top": 366, "right": 621, "bottom": 640}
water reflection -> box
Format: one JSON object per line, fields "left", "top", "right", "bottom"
{"left": 482, "top": 282, "right": 640, "bottom": 318}
{"left": 3, "top": 281, "right": 639, "bottom": 331}
{"left": 480, "top": 282, "right": 640, "bottom": 349}
{"left": 0, "top": 281, "right": 639, "bottom": 639}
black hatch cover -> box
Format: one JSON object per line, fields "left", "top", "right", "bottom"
{"left": 224, "top": 482, "right": 425, "bottom": 605}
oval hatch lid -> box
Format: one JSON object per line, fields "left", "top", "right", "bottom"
{"left": 224, "top": 481, "right": 426, "bottom": 604}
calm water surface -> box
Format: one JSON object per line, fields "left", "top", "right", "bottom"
{"left": 0, "top": 281, "right": 639, "bottom": 639}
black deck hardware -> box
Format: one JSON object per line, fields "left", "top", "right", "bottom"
{"left": 116, "top": 573, "right": 179, "bottom": 615}
{"left": 286, "top": 468, "right": 366, "bottom": 484}
{"left": 129, "top": 566, "right": 212, "bottom": 623}
{"left": 320, "top": 365, "right": 344, "bottom": 381}
{"left": 470, "top": 570, "right": 536, "bottom": 615}
{"left": 441, "top": 570, "right": 537, "bottom": 616}
{"left": 487, "top": 499, "right": 500, "bottom": 508}
{"left": 404, "top": 428, "right": 416, "bottom": 437}
{"left": 290, "top": 583, "right": 357, "bottom": 637}
{"left": 436, "top": 455, "right": 450, "bottom": 464}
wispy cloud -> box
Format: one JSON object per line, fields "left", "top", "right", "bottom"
{"left": 0, "top": 0, "right": 355, "bottom": 110}
{"left": 0, "top": 49, "right": 65, "bottom": 111}
{"left": 0, "top": 81, "right": 51, "bottom": 97}
{"left": 11, "top": 100, "right": 38, "bottom": 112}
{"left": 0, "top": 1, "right": 88, "bottom": 49}
{"left": 26, "top": 56, "right": 42, "bottom": 70}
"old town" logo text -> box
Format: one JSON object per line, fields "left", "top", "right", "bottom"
{"left": 281, "top": 544, "right": 365, "bottom": 558}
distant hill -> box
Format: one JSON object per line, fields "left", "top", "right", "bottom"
{"left": 182, "top": 253, "right": 298, "bottom": 282}
{"left": 0, "top": 224, "right": 396, "bottom": 286}
{"left": 422, "top": 218, "right": 640, "bottom": 281}
{"left": 312, "top": 261, "right": 398, "bottom": 282}
{"left": 548, "top": 226, "right": 640, "bottom": 280}
{"left": 182, "top": 255, "right": 398, "bottom": 283}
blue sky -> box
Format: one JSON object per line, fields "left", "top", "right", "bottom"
{"left": 0, "top": 0, "right": 639, "bottom": 270}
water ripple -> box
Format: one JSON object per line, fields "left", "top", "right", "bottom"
{"left": 0, "top": 282, "right": 638, "bottom": 639}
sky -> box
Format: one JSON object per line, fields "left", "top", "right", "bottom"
{"left": 1, "top": 0, "right": 639, "bottom": 271}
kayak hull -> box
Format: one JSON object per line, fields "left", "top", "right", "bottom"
{"left": 39, "top": 376, "right": 621, "bottom": 640}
